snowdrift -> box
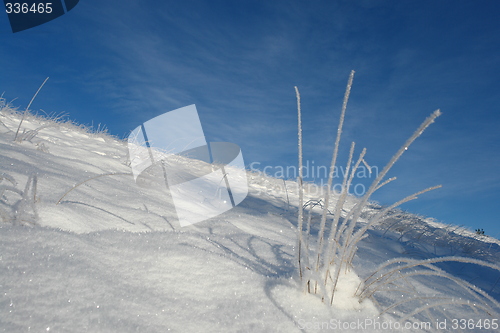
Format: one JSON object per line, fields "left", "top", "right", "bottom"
{"left": 1, "top": 102, "right": 499, "bottom": 332}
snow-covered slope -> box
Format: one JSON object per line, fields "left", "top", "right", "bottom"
{"left": 1, "top": 106, "right": 499, "bottom": 332}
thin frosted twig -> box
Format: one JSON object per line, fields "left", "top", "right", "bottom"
{"left": 365, "top": 110, "right": 442, "bottom": 200}
{"left": 340, "top": 110, "right": 442, "bottom": 258}
{"left": 360, "top": 256, "right": 500, "bottom": 306}
{"left": 16, "top": 123, "right": 57, "bottom": 143}
{"left": 56, "top": 172, "right": 133, "bottom": 204}
{"left": 322, "top": 142, "right": 357, "bottom": 300}
{"left": 295, "top": 86, "right": 304, "bottom": 280}
{"left": 339, "top": 110, "right": 442, "bottom": 263}
{"left": 345, "top": 185, "right": 442, "bottom": 265}
{"left": 315, "top": 70, "right": 355, "bottom": 273}
{"left": 14, "top": 77, "right": 49, "bottom": 142}
{"left": 399, "top": 300, "right": 498, "bottom": 323}
{"left": 323, "top": 144, "right": 367, "bottom": 298}
{"left": 374, "top": 177, "right": 397, "bottom": 192}
{"left": 364, "top": 267, "right": 500, "bottom": 314}
{"left": 325, "top": 142, "right": 356, "bottom": 255}
{"left": 381, "top": 218, "right": 402, "bottom": 236}
{"left": 337, "top": 146, "right": 368, "bottom": 250}
{"left": 379, "top": 296, "right": 451, "bottom": 316}
{"left": 13, "top": 174, "right": 39, "bottom": 225}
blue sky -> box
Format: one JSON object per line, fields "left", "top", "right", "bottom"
{"left": 1, "top": 0, "right": 499, "bottom": 237}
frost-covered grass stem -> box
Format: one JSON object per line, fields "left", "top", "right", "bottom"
{"left": 315, "top": 70, "right": 355, "bottom": 274}
{"left": 14, "top": 77, "right": 49, "bottom": 142}
{"left": 296, "top": 71, "right": 443, "bottom": 308}
{"left": 295, "top": 86, "right": 305, "bottom": 281}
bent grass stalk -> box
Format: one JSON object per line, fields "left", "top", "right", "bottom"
{"left": 326, "top": 111, "right": 442, "bottom": 305}
{"left": 0, "top": 174, "right": 39, "bottom": 225}
{"left": 314, "top": 70, "right": 354, "bottom": 275}
{"left": 14, "top": 77, "right": 49, "bottom": 142}
{"left": 295, "top": 86, "right": 304, "bottom": 281}
{"left": 357, "top": 256, "right": 500, "bottom": 322}
{"left": 56, "top": 172, "right": 132, "bottom": 205}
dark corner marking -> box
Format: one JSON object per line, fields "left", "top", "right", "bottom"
{"left": 5, "top": 0, "right": 80, "bottom": 33}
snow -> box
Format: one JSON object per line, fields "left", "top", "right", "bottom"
{"left": 1, "top": 106, "right": 499, "bottom": 332}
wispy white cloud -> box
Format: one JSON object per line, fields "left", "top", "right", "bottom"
{"left": 3, "top": 0, "right": 499, "bottom": 234}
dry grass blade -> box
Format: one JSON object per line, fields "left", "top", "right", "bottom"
{"left": 295, "top": 85, "right": 305, "bottom": 281}
{"left": 357, "top": 256, "right": 500, "bottom": 323}
{"left": 14, "top": 77, "right": 49, "bottom": 142}
{"left": 56, "top": 172, "right": 133, "bottom": 205}
{"left": 314, "top": 70, "right": 355, "bottom": 273}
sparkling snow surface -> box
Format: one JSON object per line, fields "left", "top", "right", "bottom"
{"left": 1, "top": 109, "right": 499, "bottom": 332}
